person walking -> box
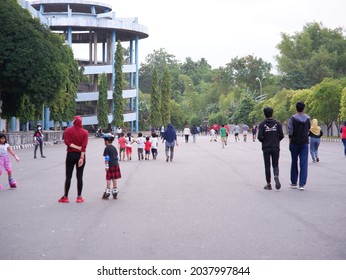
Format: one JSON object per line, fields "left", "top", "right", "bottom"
{"left": 287, "top": 102, "right": 311, "bottom": 191}
{"left": 191, "top": 125, "right": 198, "bottom": 143}
{"left": 183, "top": 125, "right": 191, "bottom": 143}
{"left": 220, "top": 124, "right": 227, "bottom": 148}
{"left": 144, "top": 136, "right": 152, "bottom": 160}
{"left": 233, "top": 124, "right": 240, "bottom": 142}
{"left": 257, "top": 107, "right": 284, "bottom": 190}
{"left": 102, "top": 133, "right": 121, "bottom": 200}
{"left": 160, "top": 125, "right": 165, "bottom": 139}
{"left": 309, "top": 118, "right": 323, "bottom": 163}
{"left": 117, "top": 132, "right": 126, "bottom": 161}
{"left": 242, "top": 124, "right": 249, "bottom": 142}
{"left": 150, "top": 133, "right": 159, "bottom": 160}
{"left": 135, "top": 132, "right": 145, "bottom": 161}
{"left": 125, "top": 132, "right": 134, "bottom": 160}
{"left": 0, "top": 133, "right": 20, "bottom": 189}
{"left": 209, "top": 128, "right": 217, "bottom": 142}
{"left": 33, "top": 124, "right": 46, "bottom": 158}
{"left": 340, "top": 121, "right": 346, "bottom": 157}
{"left": 252, "top": 124, "right": 258, "bottom": 142}
{"left": 58, "top": 116, "right": 89, "bottom": 203}
{"left": 162, "top": 123, "right": 178, "bottom": 162}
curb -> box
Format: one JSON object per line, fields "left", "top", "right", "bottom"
{"left": 11, "top": 141, "right": 64, "bottom": 151}
{"left": 320, "top": 138, "right": 342, "bottom": 142}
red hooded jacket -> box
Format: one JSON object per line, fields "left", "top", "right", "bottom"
{"left": 64, "top": 116, "right": 89, "bottom": 152}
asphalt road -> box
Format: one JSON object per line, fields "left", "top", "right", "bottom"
{"left": 0, "top": 134, "right": 345, "bottom": 260}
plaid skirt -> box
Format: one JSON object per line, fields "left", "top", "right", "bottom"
{"left": 106, "top": 165, "right": 121, "bottom": 180}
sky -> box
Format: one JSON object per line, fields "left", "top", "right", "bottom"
{"left": 97, "top": 0, "right": 345, "bottom": 71}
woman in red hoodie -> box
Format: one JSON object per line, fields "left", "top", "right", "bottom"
{"left": 58, "top": 116, "right": 89, "bottom": 203}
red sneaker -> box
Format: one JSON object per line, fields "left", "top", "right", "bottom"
{"left": 58, "top": 196, "right": 69, "bottom": 203}
{"left": 76, "top": 196, "right": 84, "bottom": 203}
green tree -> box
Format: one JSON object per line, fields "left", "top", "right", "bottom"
{"left": 112, "top": 41, "right": 124, "bottom": 128}
{"left": 290, "top": 89, "right": 312, "bottom": 115}
{"left": 225, "top": 55, "right": 272, "bottom": 94}
{"left": 170, "top": 100, "right": 186, "bottom": 129}
{"left": 276, "top": 22, "right": 346, "bottom": 89}
{"left": 0, "top": 0, "right": 79, "bottom": 118}
{"left": 340, "top": 87, "right": 346, "bottom": 121}
{"left": 49, "top": 45, "right": 80, "bottom": 127}
{"left": 139, "top": 48, "right": 180, "bottom": 94}
{"left": 138, "top": 91, "right": 150, "bottom": 130}
{"left": 97, "top": 73, "right": 109, "bottom": 129}
{"left": 232, "top": 94, "right": 255, "bottom": 125}
{"left": 161, "top": 66, "right": 172, "bottom": 125}
{"left": 19, "top": 95, "right": 35, "bottom": 130}
{"left": 308, "top": 78, "right": 343, "bottom": 135}
{"left": 181, "top": 57, "right": 213, "bottom": 86}
{"left": 208, "top": 111, "right": 228, "bottom": 126}
{"left": 249, "top": 100, "right": 267, "bottom": 124}
{"left": 150, "top": 67, "right": 162, "bottom": 128}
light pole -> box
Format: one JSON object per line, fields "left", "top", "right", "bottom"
{"left": 256, "top": 77, "right": 262, "bottom": 96}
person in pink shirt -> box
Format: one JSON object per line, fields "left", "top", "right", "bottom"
{"left": 118, "top": 133, "right": 126, "bottom": 161}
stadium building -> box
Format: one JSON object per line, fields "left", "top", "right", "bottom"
{"left": 16, "top": 0, "right": 149, "bottom": 132}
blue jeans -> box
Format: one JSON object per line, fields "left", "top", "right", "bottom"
{"left": 289, "top": 144, "right": 308, "bottom": 186}
{"left": 342, "top": 139, "right": 346, "bottom": 156}
{"left": 309, "top": 137, "right": 320, "bottom": 161}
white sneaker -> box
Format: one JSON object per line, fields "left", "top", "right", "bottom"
{"left": 290, "top": 184, "right": 298, "bottom": 189}
{"left": 299, "top": 185, "right": 305, "bottom": 190}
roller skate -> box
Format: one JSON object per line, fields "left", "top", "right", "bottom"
{"left": 102, "top": 189, "right": 111, "bottom": 199}
{"left": 9, "top": 177, "right": 17, "bottom": 189}
{"left": 112, "top": 189, "right": 119, "bottom": 199}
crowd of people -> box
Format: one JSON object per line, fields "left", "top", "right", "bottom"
{"left": 2, "top": 104, "right": 346, "bottom": 202}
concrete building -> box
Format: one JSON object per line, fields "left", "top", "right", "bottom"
{"left": 18, "top": 0, "right": 149, "bottom": 132}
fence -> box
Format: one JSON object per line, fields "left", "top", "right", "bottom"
{"left": 5, "top": 131, "right": 65, "bottom": 149}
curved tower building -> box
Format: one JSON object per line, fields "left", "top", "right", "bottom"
{"left": 28, "top": 0, "right": 149, "bottom": 132}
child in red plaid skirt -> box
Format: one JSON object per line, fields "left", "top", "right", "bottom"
{"left": 102, "top": 134, "right": 121, "bottom": 199}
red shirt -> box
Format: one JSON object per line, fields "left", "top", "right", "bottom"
{"left": 118, "top": 137, "right": 126, "bottom": 149}
{"left": 341, "top": 126, "right": 346, "bottom": 139}
{"left": 145, "top": 141, "right": 151, "bottom": 151}
{"left": 212, "top": 123, "right": 219, "bottom": 131}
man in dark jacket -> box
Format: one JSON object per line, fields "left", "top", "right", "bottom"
{"left": 287, "top": 102, "right": 311, "bottom": 190}
{"left": 257, "top": 107, "right": 284, "bottom": 190}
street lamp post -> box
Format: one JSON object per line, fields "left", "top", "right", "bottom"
{"left": 256, "top": 77, "right": 262, "bottom": 96}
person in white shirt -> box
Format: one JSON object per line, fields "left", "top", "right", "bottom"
{"left": 136, "top": 132, "right": 145, "bottom": 160}
{"left": 209, "top": 128, "right": 217, "bottom": 142}
{"left": 125, "top": 132, "right": 135, "bottom": 160}
{"left": 150, "top": 133, "right": 159, "bottom": 160}
{"left": 160, "top": 125, "right": 165, "bottom": 139}
{"left": 183, "top": 125, "right": 191, "bottom": 143}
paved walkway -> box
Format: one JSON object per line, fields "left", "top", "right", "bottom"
{"left": 0, "top": 134, "right": 345, "bottom": 260}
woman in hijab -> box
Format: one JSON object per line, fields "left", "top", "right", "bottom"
{"left": 309, "top": 118, "right": 323, "bottom": 163}
{"left": 162, "top": 123, "right": 178, "bottom": 162}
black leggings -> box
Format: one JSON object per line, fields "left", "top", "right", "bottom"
{"left": 64, "top": 152, "right": 85, "bottom": 197}
{"left": 34, "top": 142, "right": 43, "bottom": 157}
